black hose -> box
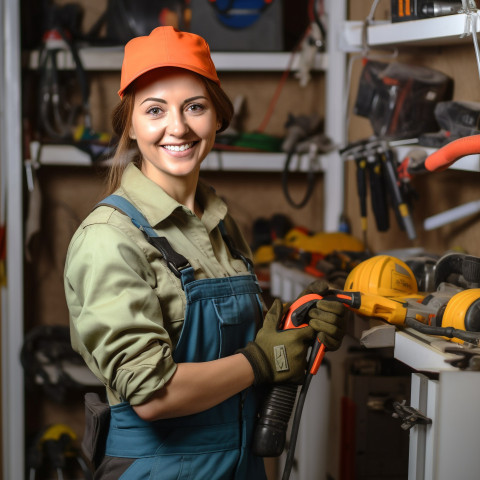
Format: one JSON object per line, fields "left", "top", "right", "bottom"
{"left": 282, "top": 149, "right": 316, "bottom": 209}
{"left": 281, "top": 372, "right": 313, "bottom": 480}
{"left": 405, "top": 317, "right": 480, "bottom": 345}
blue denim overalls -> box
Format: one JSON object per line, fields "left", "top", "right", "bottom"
{"left": 98, "top": 195, "right": 267, "bottom": 480}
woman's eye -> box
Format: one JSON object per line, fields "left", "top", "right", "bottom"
{"left": 147, "top": 106, "right": 163, "bottom": 116}
{"left": 187, "top": 103, "right": 205, "bottom": 114}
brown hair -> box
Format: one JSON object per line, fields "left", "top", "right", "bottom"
{"left": 105, "top": 73, "right": 234, "bottom": 194}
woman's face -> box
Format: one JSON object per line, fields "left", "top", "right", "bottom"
{"left": 130, "top": 67, "right": 219, "bottom": 188}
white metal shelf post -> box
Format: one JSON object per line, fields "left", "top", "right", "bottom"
{"left": 1, "top": 0, "right": 25, "bottom": 479}
{"left": 323, "top": 0, "right": 347, "bottom": 231}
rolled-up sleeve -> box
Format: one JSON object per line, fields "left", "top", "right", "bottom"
{"left": 64, "top": 221, "right": 177, "bottom": 405}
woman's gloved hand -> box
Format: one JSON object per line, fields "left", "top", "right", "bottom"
{"left": 297, "top": 279, "right": 346, "bottom": 351}
{"left": 308, "top": 299, "right": 346, "bottom": 351}
{"left": 238, "top": 299, "right": 315, "bottom": 385}
{"left": 297, "top": 279, "right": 329, "bottom": 298}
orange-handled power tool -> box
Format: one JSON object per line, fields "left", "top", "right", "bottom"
{"left": 253, "top": 293, "right": 349, "bottom": 480}
{"left": 425, "top": 134, "right": 480, "bottom": 172}
{"left": 405, "top": 134, "right": 480, "bottom": 175}
{"left": 252, "top": 294, "right": 323, "bottom": 457}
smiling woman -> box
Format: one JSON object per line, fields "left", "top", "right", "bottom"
{"left": 63, "top": 26, "right": 346, "bottom": 480}
{"left": 129, "top": 69, "right": 219, "bottom": 203}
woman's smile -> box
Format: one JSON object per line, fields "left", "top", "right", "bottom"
{"left": 162, "top": 142, "right": 196, "bottom": 153}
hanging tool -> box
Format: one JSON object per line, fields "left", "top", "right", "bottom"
{"left": 367, "top": 147, "right": 390, "bottom": 232}
{"left": 38, "top": 5, "right": 91, "bottom": 142}
{"left": 379, "top": 146, "right": 417, "bottom": 239}
{"left": 27, "top": 424, "right": 92, "bottom": 480}
{"left": 353, "top": 148, "right": 368, "bottom": 245}
{"left": 399, "top": 134, "right": 480, "bottom": 230}
{"left": 281, "top": 113, "right": 333, "bottom": 209}
{"left": 416, "top": 134, "right": 480, "bottom": 173}
{"left": 341, "top": 138, "right": 417, "bottom": 241}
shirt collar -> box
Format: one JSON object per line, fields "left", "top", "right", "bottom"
{"left": 119, "top": 163, "right": 228, "bottom": 231}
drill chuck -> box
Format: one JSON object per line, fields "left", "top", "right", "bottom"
{"left": 252, "top": 383, "right": 298, "bottom": 457}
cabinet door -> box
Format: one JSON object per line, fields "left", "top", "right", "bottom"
{"left": 435, "top": 371, "right": 480, "bottom": 480}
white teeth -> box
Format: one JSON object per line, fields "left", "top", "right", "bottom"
{"left": 163, "top": 143, "right": 193, "bottom": 152}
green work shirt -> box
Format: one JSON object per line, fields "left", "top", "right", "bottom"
{"left": 64, "top": 163, "right": 255, "bottom": 406}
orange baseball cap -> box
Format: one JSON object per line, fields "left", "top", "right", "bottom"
{"left": 118, "top": 26, "right": 220, "bottom": 98}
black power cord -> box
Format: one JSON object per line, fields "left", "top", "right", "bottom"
{"left": 282, "top": 147, "right": 317, "bottom": 209}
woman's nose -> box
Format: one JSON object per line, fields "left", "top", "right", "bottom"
{"left": 167, "top": 111, "right": 189, "bottom": 136}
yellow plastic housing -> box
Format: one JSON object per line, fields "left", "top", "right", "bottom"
{"left": 442, "top": 288, "right": 480, "bottom": 331}
{"left": 344, "top": 255, "right": 418, "bottom": 297}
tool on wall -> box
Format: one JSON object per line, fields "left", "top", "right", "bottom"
{"left": 36, "top": 2, "right": 113, "bottom": 162}
{"left": 354, "top": 60, "right": 453, "bottom": 141}
{"left": 399, "top": 133, "right": 480, "bottom": 230}
{"left": 255, "top": 0, "right": 327, "bottom": 132}
{"left": 93, "top": 0, "right": 188, "bottom": 44}
{"left": 207, "top": 0, "right": 275, "bottom": 29}
{"left": 281, "top": 113, "right": 334, "bottom": 209}
{"left": 418, "top": 100, "right": 480, "bottom": 148}
{"left": 38, "top": 2, "right": 91, "bottom": 141}
{"left": 391, "top": 0, "right": 463, "bottom": 22}
{"left": 341, "top": 138, "right": 418, "bottom": 242}
{"left": 27, "top": 424, "right": 92, "bottom": 480}
{"left": 21, "top": 325, "right": 101, "bottom": 403}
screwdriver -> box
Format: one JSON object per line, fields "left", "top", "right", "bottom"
{"left": 380, "top": 148, "right": 417, "bottom": 240}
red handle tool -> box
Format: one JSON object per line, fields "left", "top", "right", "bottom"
{"left": 425, "top": 134, "right": 480, "bottom": 172}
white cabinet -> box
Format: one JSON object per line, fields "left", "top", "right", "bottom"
{"left": 396, "top": 338, "right": 480, "bottom": 480}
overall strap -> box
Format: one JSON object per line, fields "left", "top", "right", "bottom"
{"left": 97, "top": 195, "right": 191, "bottom": 279}
{"left": 218, "top": 221, "right": 254, "bottom": 273}
{"left": 97, "top": 194, "right": 253, "bottom": 277}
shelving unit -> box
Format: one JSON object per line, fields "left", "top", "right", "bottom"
{"left": 32, "top": 141, "right": 330, "bottom": 172}
{"left": 28, "top": 47, "right": 329, "bottom": 72}
{"left": 341, "top": 12, "right": 480, "bottom": 50}
{"left": 1, "top": 2, "right": 24, "bottom": 480}
{"left": 25, "top": 17, "right": 346, "bottom": 231}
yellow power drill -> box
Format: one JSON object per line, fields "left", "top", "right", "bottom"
{"left": 328, "top": 255, "right": 480, "bottom": 345}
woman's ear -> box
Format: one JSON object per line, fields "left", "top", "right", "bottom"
{"left": 129, "top": 127, "right": 136, "bottom": 140}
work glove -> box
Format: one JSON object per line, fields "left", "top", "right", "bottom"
{"left": 297, "top": 279, "right": 329, "bottom": 298}
{"left": 308, "top": 299, "right": 346, "bottom": 352}
{"left": 239, "top": 299, "right": 318, "bottom": 385}
{"left": 297, "top": 279, "right": 346, "bottom": 350}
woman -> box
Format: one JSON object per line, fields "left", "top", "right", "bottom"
{"left": 64, "top": 26, "right": 345, "bottom": 479}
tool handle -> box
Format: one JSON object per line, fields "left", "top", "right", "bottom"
{"left": 382, "top": 150, "right": 416, "bottom": 240}
{"left": 308, "top": 340, "right": 326, "bottom": 375}
{"left": 282, "top": 293, "right": 323, "bottom": 330}
{"left": 368, "top": 155, "right": 390, "bottom": 231}
{"left": 355, "top": 156, "right": 368, "bottom": 233}
{"left": 425, "top": 134, "right": 480, "bottom": 172}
